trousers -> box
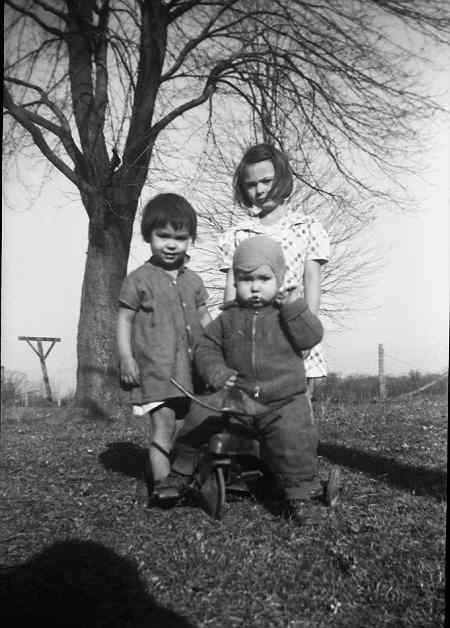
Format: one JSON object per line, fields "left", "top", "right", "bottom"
{"left": 172, "top": 392, "right": 321, "bottom": 500}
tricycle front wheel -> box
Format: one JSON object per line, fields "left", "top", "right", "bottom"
{"left": 198, "top": 466, "right": 226, "bottom": 520}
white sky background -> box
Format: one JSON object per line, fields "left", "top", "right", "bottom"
{"left": 2, "top": 134, "right": 448, "bottom": 397}
{"left": 2, "top": 48, "right": 449, "bottom": 397}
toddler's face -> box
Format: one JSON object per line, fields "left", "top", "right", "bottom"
{"left": 243, "top": 160, "right": 277, "bottom": 212}
{"left": 150, "top": 223, "right": 190, "bottom": 268}
{"left": 235, "top": 264, "right": 279, "bottom": 308}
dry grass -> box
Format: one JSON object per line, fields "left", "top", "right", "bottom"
{"left": 0, "top": 394, "right": 446, "bottom": 627}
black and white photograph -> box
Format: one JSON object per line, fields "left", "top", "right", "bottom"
{"left": 1, "top": 1, "right": 448, "bottom": 626}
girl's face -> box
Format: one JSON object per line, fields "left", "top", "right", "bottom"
{"left": 235, "top": 264, "right": 279, "bottom": 308}
{"left": 242, "top": 160, "right": 277, "bottom": 213}
{"left": 150, "top": 223, "right": 190, "bottom": 268}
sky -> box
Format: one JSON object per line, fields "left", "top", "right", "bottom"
{"left": 2, "top": 62, "right": 449, "bottom": 399}
{"left": 2, "top": 132, "right": 448, "bottom": 399}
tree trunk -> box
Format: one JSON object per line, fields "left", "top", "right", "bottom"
{"left": 74, "top": 193, "right": 134, "bottom": 416}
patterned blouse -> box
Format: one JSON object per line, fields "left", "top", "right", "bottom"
{"left": 217, "top": 203, "right": 330, "bottom": 378}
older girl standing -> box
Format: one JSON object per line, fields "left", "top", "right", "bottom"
{"left": 219, "top": 143, "right": 330, "bottom": 382}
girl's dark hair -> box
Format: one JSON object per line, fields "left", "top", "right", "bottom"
{"left": 233, "top": 143, "right": 293, "bottom": 208}
{"left": 141, "top": 193, "right": 197, "bottom": 242}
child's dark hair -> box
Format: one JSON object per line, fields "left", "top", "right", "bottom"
{"left": 141, "top": 193, "right": 197, "bottom": 242}
{"left": 233, "top": 143, "right": 293, "bottom": 208}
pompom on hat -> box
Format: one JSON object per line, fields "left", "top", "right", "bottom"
{"left": 232, "top": 236, "right": 286, "bottom": 285}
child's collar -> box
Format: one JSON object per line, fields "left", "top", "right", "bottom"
{"left": 147, "top": 255, "right": 189, "bottom": 273}
{"left": 221, "top": 299, "right": 280, "bottom": 311}
{"left": 235, "top": 207, "right": 310, "bottom": 230}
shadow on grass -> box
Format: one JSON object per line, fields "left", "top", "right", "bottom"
{"left": 99, "top": 441, "right": 147, "bottom": 479}
{"left": 0, "top": 539, "right": 195, "bottom": 627}
{"left": 318, "top": 441, "right": 446, "bottom": 501}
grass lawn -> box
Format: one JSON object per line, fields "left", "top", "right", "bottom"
{"left": 0, "top": 394, "right": 446, "bottom": 627}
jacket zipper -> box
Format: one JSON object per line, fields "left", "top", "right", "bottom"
{"left": 251, "top": 311, "right": 260, "bottom": 398}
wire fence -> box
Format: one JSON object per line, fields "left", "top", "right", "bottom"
{"left": 1, "top": 346, "right": 448, "bottom": 408}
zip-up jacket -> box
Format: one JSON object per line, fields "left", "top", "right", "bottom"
{"left": 195, "top": 298, "right": 323, "bottom": 404}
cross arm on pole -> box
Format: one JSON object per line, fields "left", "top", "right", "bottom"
{"left": 21, "top": 338, "right": 42, "bottom": 359}
{"left": 44, "top": 340, "right": 59, "bottom": 359}
{"left": 18, "top": 337, "right": 61, "bottom": 360}
{"left": 17, "top": 337, "right": 61, "bottom": 402}
{"left": 18, "top": 337, "right": 61, "bottom": 342}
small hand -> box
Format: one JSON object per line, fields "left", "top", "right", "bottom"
{"left": 120, "top": 356, "right": 140, "bottom": 386}
{"left": 277, "top": 285, "right": 302, "bottom": 305}
{"left": 302, "top": 350, "right": 311, "bottom": 360}
{"left": 224, "top": 373, "right": 238, "bottom": 388}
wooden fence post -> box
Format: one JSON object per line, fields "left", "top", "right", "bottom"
{"left": 378, "top": 343, "right": 387, "bottom": 401}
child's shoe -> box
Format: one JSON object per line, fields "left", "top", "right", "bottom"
{"left": 152, "top": 471, "right": 190, "bottom": 501}
{"left": 284, "top": 499, "right": 324, "bottom": 526}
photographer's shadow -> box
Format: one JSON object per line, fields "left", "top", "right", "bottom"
{"left": 1, "top": 539, "right": 195, "bottom": 627}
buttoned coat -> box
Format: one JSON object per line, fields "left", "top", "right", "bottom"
{"left": 119, "top": 258, "right": 208, "bottom": 404}
{"left": 195, "top": 298, "right": 323, "bottom": 404}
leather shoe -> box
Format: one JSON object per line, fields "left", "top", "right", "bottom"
{"left": 284, "top": 499, "right": 324, "bottom": 526}
{"left": 152, "top": 472, "right": 190, "bottom": 501}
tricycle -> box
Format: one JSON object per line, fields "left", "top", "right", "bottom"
{"left": 154, "top": 378, "right": 340, "bottom": 520}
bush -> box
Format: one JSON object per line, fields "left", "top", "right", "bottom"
{"left": 314, "top": 371, "right": 448, "bottom": 402}
{"left": 1, "top": 370, "right": 29, "bottom": 407}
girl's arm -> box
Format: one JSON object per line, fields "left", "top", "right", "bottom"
{"left": 117, "top": 306, "right": 140, "bottom": 385}
{"left": 303, "top": 260, "right": 321, "bottom": 315}
{"left": 223, "top": 268, "right": 236, "bottom": 303}
{"left": 198, "top": 304, "right": 212, "bottom": 327}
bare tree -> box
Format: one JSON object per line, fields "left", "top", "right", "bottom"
{"left": 3, "top": 1, "right": 449, "bottom": 413}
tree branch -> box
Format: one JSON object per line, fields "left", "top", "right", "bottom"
{"left": 5, "top": 0, "right": 65, "bottom": 36}
{"left": 121, "top": 1, "right": 170, "bottom": 180}
{"left": 167, "top": 0, "right": 200, "bottom": 23}
{"left": 65, "top": 1, "right": 109, "bottom": 176}
{"left": 162, "top": 0, "right": 240, "bottom": 82}
{"left": 3, "top": 85, "right": 94, "bottom": 197}
{"left": 4, "top": 76, "right": 85, "bottom": 167}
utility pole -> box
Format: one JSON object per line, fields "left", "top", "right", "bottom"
{"left": 1, "top": 365, "right": 4, "bottom": 432}
{"left": 378, "top": 343, "right": 387, "bottom": 401}
{"left": 18, "top": 337, "right": 60, "bottom": 402}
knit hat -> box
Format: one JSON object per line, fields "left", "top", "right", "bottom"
{"left": 232, "top": 236, "right": 286, "bottom": 285}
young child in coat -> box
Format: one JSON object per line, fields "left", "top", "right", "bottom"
{"left": 117, "top": 193, "right": 211, "bottom": 502}
{"left": 168, "top": 235, "right": 332, "bottom": 524}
